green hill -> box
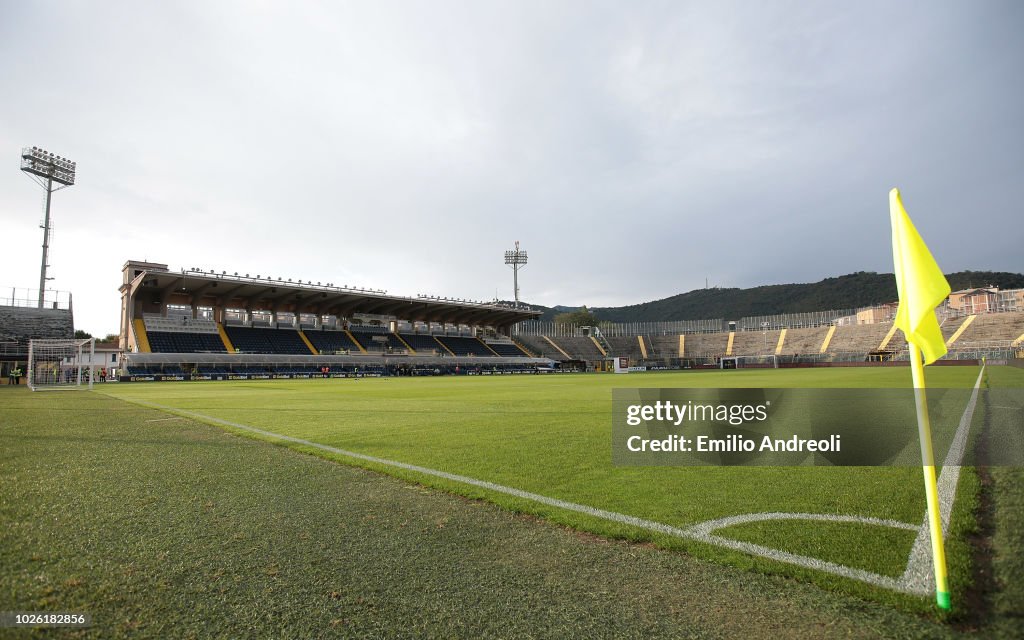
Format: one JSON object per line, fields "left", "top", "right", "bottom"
{"left": 529, "top": 271, "right": 1024, "bottom": 323}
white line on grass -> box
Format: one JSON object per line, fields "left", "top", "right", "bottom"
{"left": 900, "top": 366, "right": 985, "bottom": 594}
{"left": 109, "top": 366, "right": 984, "bottom": 597}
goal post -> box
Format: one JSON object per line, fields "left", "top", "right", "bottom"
{"left": 27, "top": 338, "right": 96, "bottom": 391}
{"left": 720, "top": 354, "right": 779, "bottom": 369}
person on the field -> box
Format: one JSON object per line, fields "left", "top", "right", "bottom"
{"left": 11, "top": 365, "right": 23, "bottom": 385}
{"left": 6, "top": 366, "right": 13, "bottom": 385}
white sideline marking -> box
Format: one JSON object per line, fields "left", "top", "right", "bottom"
{"left": 112, "top": 368, "right": 984, "bottom": 596}
{"left": 900, "top": 366, "right": 985, "bottom": 593}
{"left": 144, "top": 417, "right": 183, "bottom": 423}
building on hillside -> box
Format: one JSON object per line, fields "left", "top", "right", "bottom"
{"left": 948, "top": 288, "right": 998, "bottom": 315}
{"left": 994, "top": 288, "right": 1023, "bottom": 312}
{"left": 855, "top": 303, "right": 898, "bottom": 325}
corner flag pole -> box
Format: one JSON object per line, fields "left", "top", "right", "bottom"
{"left": 908, "top": 342, "right": 950, "bottom": 610}
{"left": 889, "top": 187, "right": 953, "bottom": 610}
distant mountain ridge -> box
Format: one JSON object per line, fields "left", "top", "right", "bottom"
{"left": 524, "top": 271, "right": 1024, "bottom": 323}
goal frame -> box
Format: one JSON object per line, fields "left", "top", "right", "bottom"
{"left": 720, "top": 354, "right": 779, "bottom": 370}
{"left": 27, "top": 338, "right": 96, "bottom": 391}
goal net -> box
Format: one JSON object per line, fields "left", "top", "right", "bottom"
{"left": 27, "top": 338, "right": 96, "bottom": 391}
{"left": 720, "top": 354, "right": 779, "bottom": 369}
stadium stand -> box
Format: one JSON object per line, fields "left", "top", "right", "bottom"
{"left": 346, "top": 326, "right": 406, "bottom": 352}
{"left": 224, "top": 326, "right": 313, "bottom": 355}
{"left": 604, "top": 336, "right": 644, "bottom": 361}
{"left": 147, "top": 331, "right": 228, "bottom": 353}
{"left": 304, "top": 329, "right": 363, "bottom": 354}
{"left": 0, "top": 305, "right": 75, "bottom": 345}
{"left": 646, "top": 335, "right": 681, "bottom": 359}
{"left": 729, "top": 330, "right": 783, "bottom": 356}
{"left": 822, "top": 323, "right": 895, "bottom": 354}
{"left": 551, "top": 337, "right": 606, "bottom": 361}
{"left": 435, "top": 336, "right": 497, "bottom": 357}
{"left": 945, "top": 311, "right": 1024, "bottom": 347}
{"left": 776, "top": 327, "right": 830, "bottom": 356}
{"left": 486, "top": 341, "right": 531, "bottom": 357}
{"left": 680, "top": 332, "right": 730, "bottom": 358}
{"left": 398, "top": 333, "right": 447, "bottom": 355}
{"left": 514, "top": 335, "right": 569, "bottom": 360}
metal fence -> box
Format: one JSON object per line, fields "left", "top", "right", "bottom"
{"left": 513, "top": 319, "right": 724, "bottom": 337}
{"left": 1, "top": 287, "right": 72, "bottom": 311}
{"left": 737, "top": 309, "right": 856, "bottom": 331}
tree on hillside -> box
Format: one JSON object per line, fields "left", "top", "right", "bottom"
{"left": 553, "top": 306, "right": 598, "bottom": 327}
{"left": 74, "top": 330, "right": 93, "bottom": 339}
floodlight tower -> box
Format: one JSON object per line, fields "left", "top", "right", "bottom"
{"left": 503, "top": 240, "right": 528, "bottom": 309}
{"left": 20, "top": 147, "right": 76, "bottom": 308}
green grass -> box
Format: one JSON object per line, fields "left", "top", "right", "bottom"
{"left": 4, "top": 388, "right": 998, "bottom": 638}
{"left": 93, "top": 366, "right": 1017, "bottom": 610}
{"left": 718, "top": 519, "right": 919, "bottom": 578}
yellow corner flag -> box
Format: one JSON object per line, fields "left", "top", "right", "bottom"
{"left": 889, "top": 187, "right": 953, "bottom": 611}
{"left": 890, "top": 188, "right": 951, "bottom": 364}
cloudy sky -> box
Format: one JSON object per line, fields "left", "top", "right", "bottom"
{"left": 1, "top": 1, "right": 1021, "bottom": 336}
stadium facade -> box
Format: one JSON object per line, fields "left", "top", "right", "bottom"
{"left": 117, "top": 260, "right": 554, "bottom": 380}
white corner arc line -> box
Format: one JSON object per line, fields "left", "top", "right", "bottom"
{"left": 686, "top": 512, "right": 920, "bottom": 537}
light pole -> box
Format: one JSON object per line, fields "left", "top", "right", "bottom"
{"left": 762, "top": 321, "right": 770, "bottom": 351}
{"left": 504, "top": 241, "right": 528, "bottom": 309}
{"left": 21, "top": 147, "right": 76, "bottom": 308}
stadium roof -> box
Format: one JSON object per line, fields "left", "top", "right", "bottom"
{"left": 121, "top": 262, "right": 540, "bottom": 329}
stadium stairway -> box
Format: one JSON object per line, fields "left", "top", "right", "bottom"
{"left": 513, "top": 339, "right": 537, "bottom": 357}
{"left": 390, "top": 333, "right": 415, "bottom": 353}
{"left": 542, "top": 336, "right": 573, "bottom": 360}
{"left": 819, "top": 326, "right": 836, "bottom": 353}
{"left": 478, "top": 338, "right": 501, "bottom": 356}
{"left": 346, "top": 329, "right": 368, "bottom": 354}
{"left": 513, "top": 335, "right": 557, "bottom": 359}
{"left": 877, "top": 324, "right": 899, "bottom": 351}
{"left": 945, "top": 315, "right": 976, "bottom": 347}
{"left": 589, "top": 336, "right": 607, "bottom": 357}
{"left": 297, "top": 330, "right": 318, "bottom": 354}
{"left": 638, "top": 336, "right": 649, "bottom": 359}
{"left": 133, "top": 318, "right": 152, "bottom": 353}
{"left": 555, "top": 337, "right": 606, "bottom": 360}
{"left": 775, "top": 328, "right": 787, "bottom": 355}
{"left": 217, "top": 323, "right": 235, "bottom": 352}
{"left": 435, "top": 337, "right": 456, "bottom": 356}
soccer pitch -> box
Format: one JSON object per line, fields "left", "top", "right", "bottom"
{"left": 99, "top": 365, "right": 1024, "bottom": 606}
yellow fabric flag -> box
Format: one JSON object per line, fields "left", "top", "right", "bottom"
{"left": 890, "top": 188, "right": 951, "bottom": 365}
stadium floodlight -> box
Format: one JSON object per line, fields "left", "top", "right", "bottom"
{"left": 503, "top": 240, "right": 528, "bottom": 309}
{"left": 20, "top": 147, "right": 76, "bottom": 308}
